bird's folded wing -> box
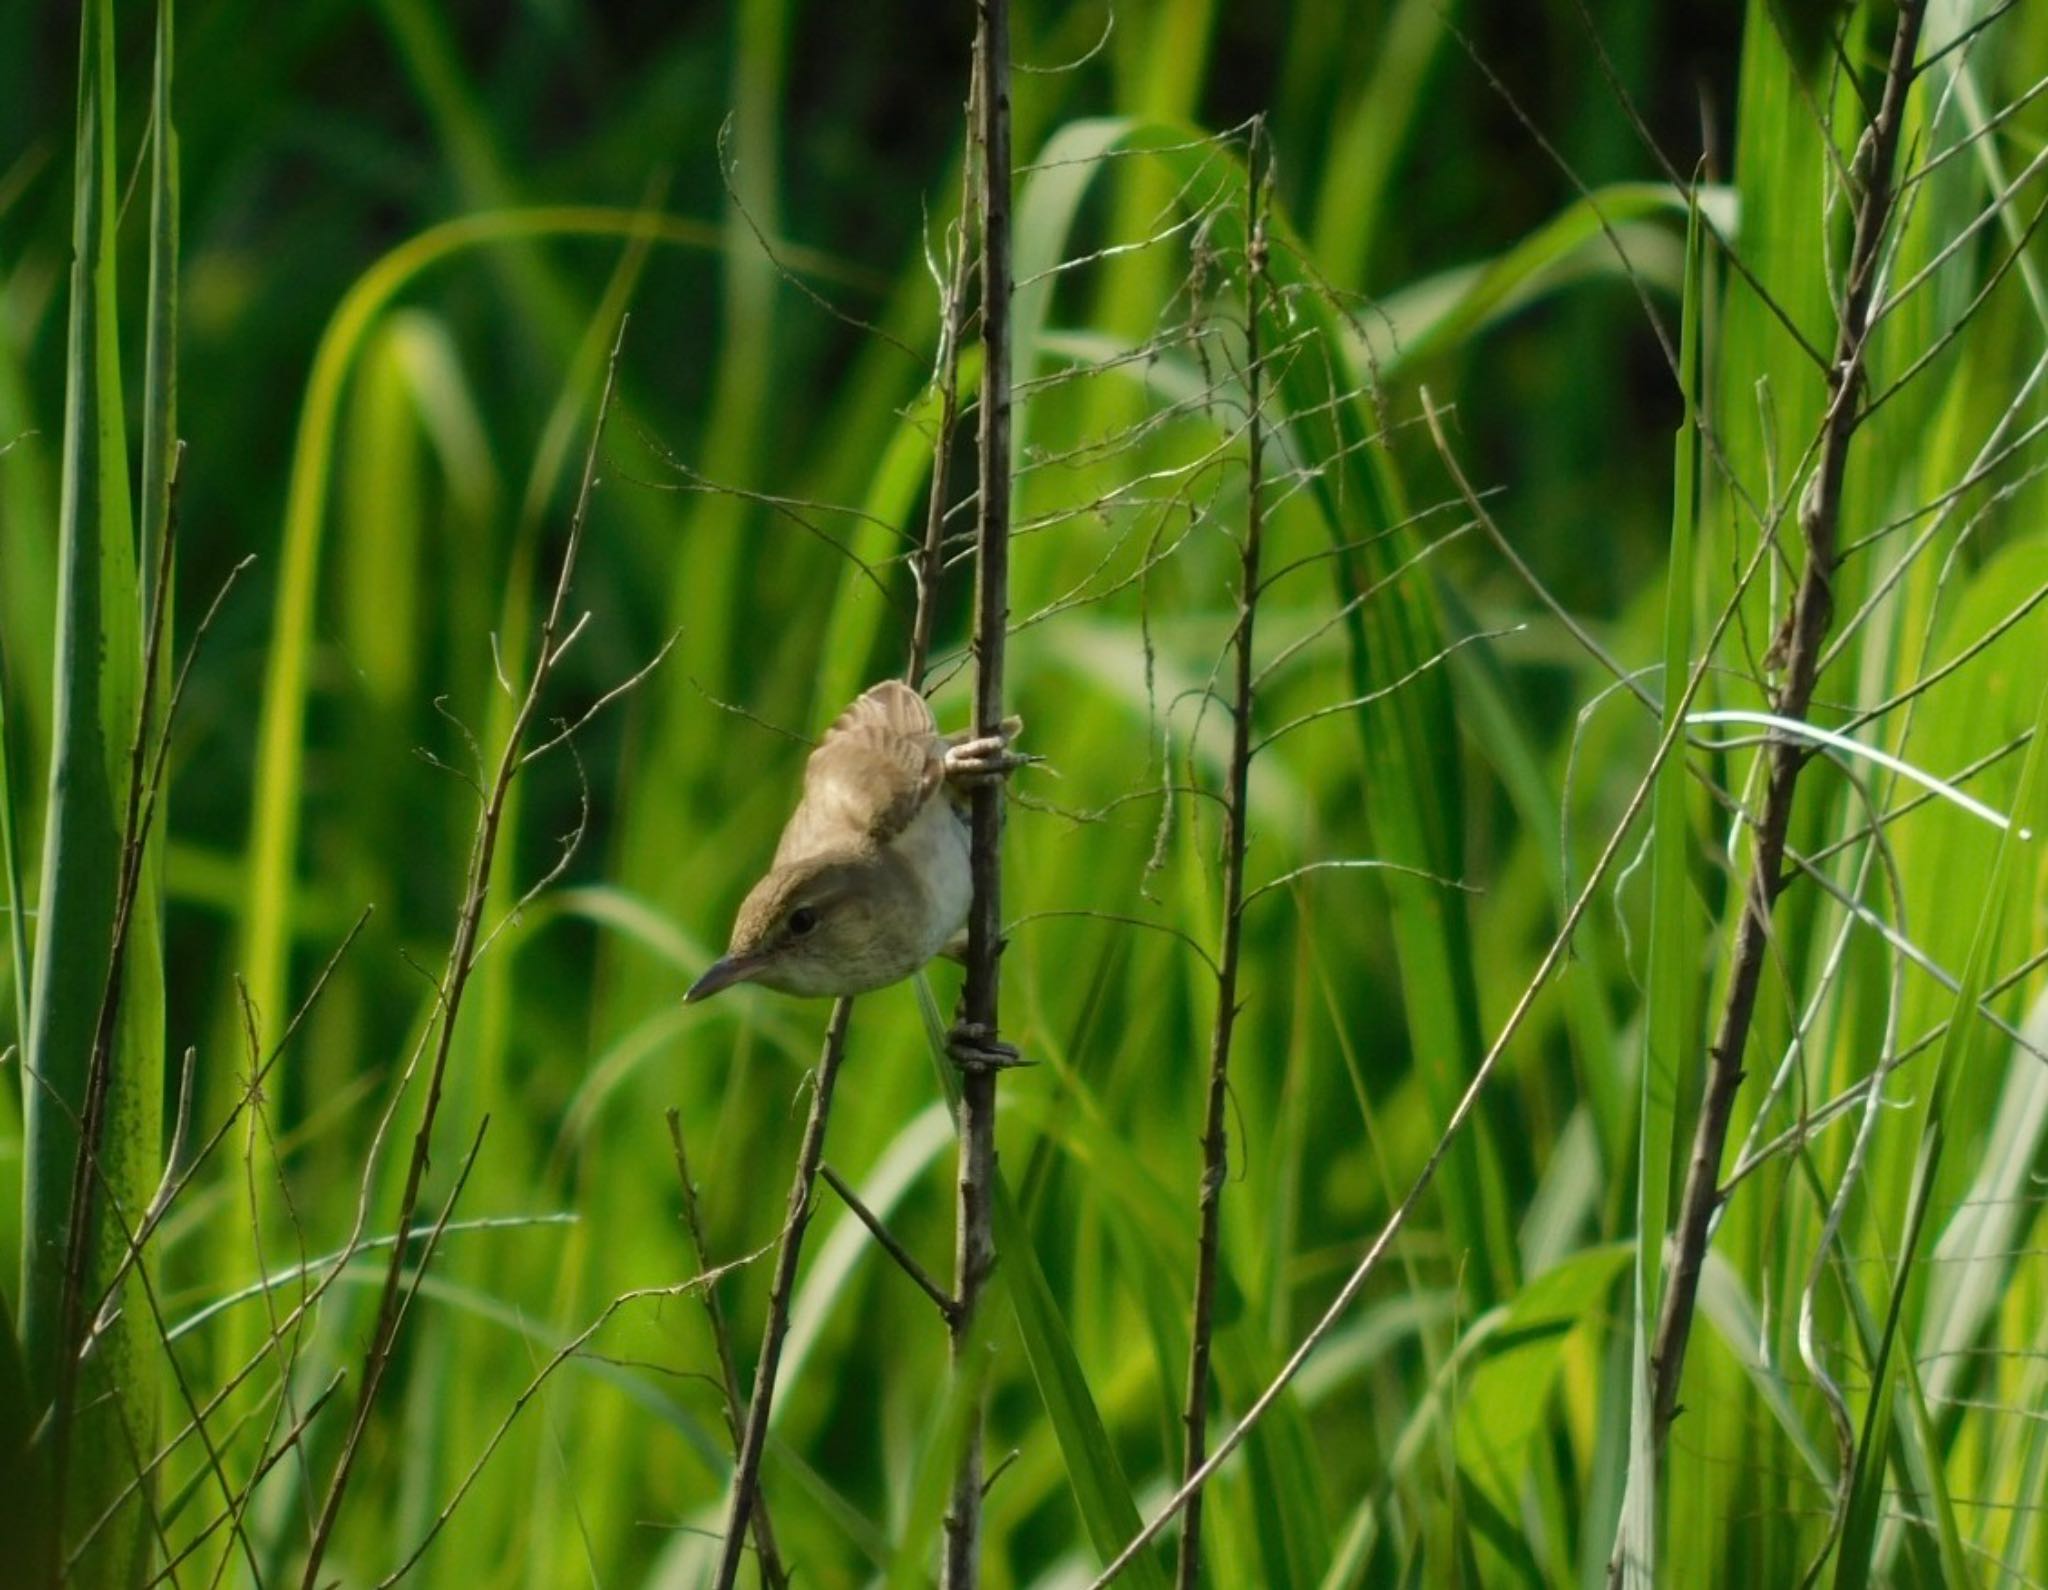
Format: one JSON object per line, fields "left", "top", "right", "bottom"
{"left": 774, "top": 680, "right": 944, "bottom": 864}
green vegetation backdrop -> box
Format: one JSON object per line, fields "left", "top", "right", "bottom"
{"left": 4, "top": 1, "right": 2048, "bottom": 1585}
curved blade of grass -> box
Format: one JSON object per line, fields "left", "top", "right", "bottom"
{"left": 1306, "top": 0, "right": 1445, "bottom": 291}
{"left": 0, "top": 642, "right": 28, "bottom": 1064}
{"left": 1614, "top": 185, "right": 1706, "bottom": 1588}
{"left": 237, "top": 206, "right": 761, "bottom": 1046}
{"left": 995, "top": 1178, "right": 1172, "bottom": 1590}
{"left": 1351, "top": 183, "right": 1730, "bottom": 378}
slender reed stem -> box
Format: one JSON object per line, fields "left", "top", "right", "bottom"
{"left": 1637, "top": 0, "right": 1927, "bottom": 1515}
{"left": 1175, "top": 121, "right": 1267, "bottom": 1590}
{"left": 941, "top": 4, "right": 1012, "bottom": 1585}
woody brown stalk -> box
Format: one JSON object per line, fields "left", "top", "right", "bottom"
{"left": 1176, "top": 124, "right": 1268, "bottom": 1590}
{"left": 1643, "top": 0, "right": 1926, "bottom": 1464}
{"left": 941, "top": 0, "right": 1011, "bottom": 1583}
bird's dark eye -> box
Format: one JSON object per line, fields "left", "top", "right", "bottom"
{"left": 789, "top": 906, "right": 820, "bottom": 937}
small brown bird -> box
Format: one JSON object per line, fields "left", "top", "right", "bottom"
{"left": 686, "top": 680, "right": 1021, "bottom": 1005}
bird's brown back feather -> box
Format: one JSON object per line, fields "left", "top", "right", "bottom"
{"left": 773, "top": 680, "right": 944, "bottom": 865}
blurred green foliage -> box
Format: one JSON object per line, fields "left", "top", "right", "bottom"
{"left": 3, "top": 1, "right": 2048, "bottom": 1586}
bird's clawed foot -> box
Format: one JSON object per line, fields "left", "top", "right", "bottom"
{"left": 943, "top": 717, "right": 1030, "bottom": 788}
{"left": 947, "top": 1021, "right": 1032, "bottom": 1073}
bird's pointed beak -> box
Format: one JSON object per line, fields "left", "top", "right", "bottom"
{"left": 686, "top": 953, "right": 761, "bottom": 1003}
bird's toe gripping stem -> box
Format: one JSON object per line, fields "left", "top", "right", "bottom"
{"left": 946, "top": 1020, "right": 1031, "bottom": 1073}
{"left": 942, "top": 716, "right": 1031, "bottom": 787}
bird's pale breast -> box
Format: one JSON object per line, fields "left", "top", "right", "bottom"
{"left": 893, "top": 790, "right": 973, "bottom": 961}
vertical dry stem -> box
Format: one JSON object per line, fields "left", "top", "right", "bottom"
{"left": 941, "top": 1, "right": 1011, "bottom": 1584}
{"left": 1641, "top": 0, "right": 1926, "bottom": 1471}
{"left": 1175, "top": 123, "right": 1267, "bottom": 1590}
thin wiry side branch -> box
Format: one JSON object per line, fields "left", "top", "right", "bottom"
{"left": 1640, "top": 0, "right": 1928, "bottom": 1526}
{"left": 298, "top": 318, "right": 630, "bottom": 1587}
{"left": 942, "top": 1, "right": 1013, "bottom": 1580}
{"left": 1251, "top": 627, "right": 1524, "bottom": 756}
{"left": 667, "top": 1110, "right": 788, "bottom": 1590}
{"left": 1004, "top": 909, "right": 1221, "bottom": 978}
{"left": 822, "top": 1163, "right": 960, "bottom": 1324}
{"left": 142, "top": 1374, "right": 344, "bottom": 1590}
{"left": 1176, "top": 121, "right": 1267, "bottom": 1590}
{"left": 380, "top": 1259, "right": 767, "bottom": 1589}
{"left": 1241, "top": 857, "right": 1479, "bottom": 909}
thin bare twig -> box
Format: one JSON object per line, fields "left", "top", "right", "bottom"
{"left": 822, "top": 1163, "right": 960, "bottom": 1323}
{"left": 715, "top": 1001, "right": 855, "bottom": 1590}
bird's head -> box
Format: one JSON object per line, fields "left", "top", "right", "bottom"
{"left": 686, "top": 852, "right": 906, "bottom": 1001}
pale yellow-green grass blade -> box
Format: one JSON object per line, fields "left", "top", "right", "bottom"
{"left": 1614, "top": 184, "right": 1706, "bottom": 1586}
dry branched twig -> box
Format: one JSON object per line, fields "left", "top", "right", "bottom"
{"left": 1641, "top": 0, "right": 1928, "bottom": 1487}
{"left": 299, "top": 317, "right": 635, "bottom": 1586}
{"left": 1174, "top": 118, "right": 1268, "bottom": 1590}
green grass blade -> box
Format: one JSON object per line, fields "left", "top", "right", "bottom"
{"left": 0, "top": 641, "right": 28, "bottom": 1066}
{"left": 996, "top": 1178, "right": 1172, "bottom": 1590}
{"left": 21, "top": 3, "right": 165, "bottom": 1580}
{"left": 1615, "top": 183, "right": 1706, "bottom": 1587}
{"left": 0, "top": 1283, "right": 48, "bottom": 1590}
{"left": 1454, "top": 1243, "right": 1629, "bottom": 1520}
